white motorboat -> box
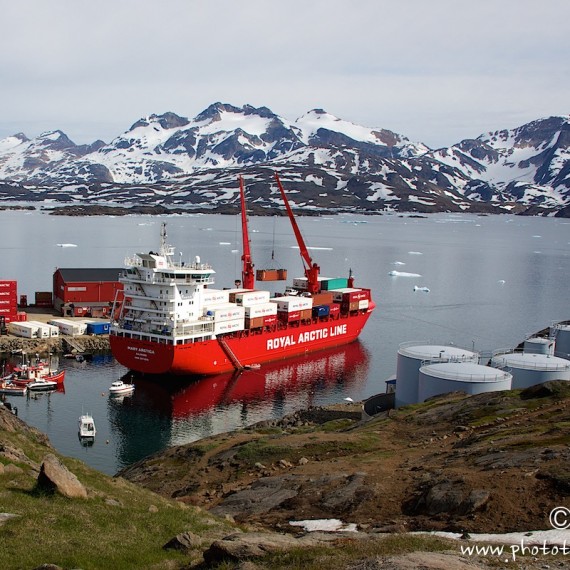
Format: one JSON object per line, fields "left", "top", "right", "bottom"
{"left": 78, "top": 414, "right": 96, "bottom": 438}
{"left": 108, "top": 380, "right": 135, "bottom": 396}
{"left": 27, "top": 379, "right": 58, "bottom": 391}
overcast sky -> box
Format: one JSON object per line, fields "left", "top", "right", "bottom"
{"left": 1, "top": 0, "right": 568, "bottom": 149}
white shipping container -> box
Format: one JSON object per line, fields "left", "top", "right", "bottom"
{"left": 214, "top": 318, "right": 244, "bottom": 335}
{"left": 202, "top": 289, "right": 230, "bottom": 305}
{"left": 36, "top": 323, "right": 59, "bottom": 338}
{"left": 271, "top": 295, "right": 313, "bottom": 311}
{"left": 358, "top": 299, "right": 369, "bottom": 310}
{"left": 244, "top": 302, "right": 278, "bottom": 318}
{"left": 204, "top": 304, "right": 245, "bottom": 322}
{"left": 235, "top": 290, "right": 271, "bottom": 306}
{"left": 8, "top": 321, "right": 39, "bottom": 338}
{"left": 48, "top": 318, "right": 87, "bottom": 336}
{"left": 292, "top": 276, "right": 331, "bottom": 290}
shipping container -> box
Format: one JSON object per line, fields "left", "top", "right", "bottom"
{"left": 82, "top": 320, "right": 111, "bottom": 335}
{"left": 213, "top": 318, "right": 244, "bottom": 335}
{"left": 278, "top": 310, "right": 301, "bottom": 323}
{"left": 332, "top": 288, "right": 371, "bottom": 303}
{"left": 48, "top": 318, "right": 87, "bottom": 336}
{"left": 204, "top": 304, "right": 245, "bottom": 322}
{"left": 341, "top": 301, "right": 360, "bottom": 312}
{"left": 244, "top": 302, "right": 278, "bottom": 318}
{"left": 329, "top": 303, "right": 341, "bottom": 316}
{"left": 256, "top": 269, "right": 287, "bottom": 281}
{"left": 312, "top": 305, "right": 330, "bottom": 318}
{"left": 234, "top": 290, "right": 271, "bottom": 306}
{"left": 310, "top": 292, "right": 334, "bottom": 305}
{"left": 227, "top": 289, "right": 247, "bottom": 303}
{"left": 245, "top": 316, "right": 264, "bottom": 329}
{"left": 263, "top": 314, "right": 277, "bottom": 326}
{"left": 300, "top": 309, "right": 312, "bottom": 320}
{"left": 35, "top": 291, "right": 53, "bottom": 303}
{"left": 16, "top": 311, "right": 27, "bottom": 322}
{"left": 202, "top": 289, "right": 230, "bottom": 305}
{"left": 271, "top": 295, "right": 313, "bottom": 311}
{"left": 321, "top": 278, "right": 349, "bottom": 291}
{"left": 0, "top": 280, "right": 17, "bottom": 291}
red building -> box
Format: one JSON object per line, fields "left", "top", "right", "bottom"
{"left": 53, "top": 268, "right": 123, "bottom": 317}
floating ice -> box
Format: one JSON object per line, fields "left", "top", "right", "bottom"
{"left": 56, "top": 243, "right": 78, "bottom": 247}
{"left": 393, "top": 261, "right": 406, "bottom": 265}
{"left": 389, "top": 271, "right": 421, "bottom": 277}
{"left": 219, "top": 242, "right": 231, "bottom": 245}
{"left": 408, "top": 251, "right": 423, "bottom": 255}
{"left": 498, "top": 279, "right": 506, "bottom": 284}
{"left": 414, "top": 286, "right": 430, "bottom": 292}
{"left": 344, "top": 397, "right": 354, "bottom": 402}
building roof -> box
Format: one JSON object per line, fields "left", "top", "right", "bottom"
{"left": 56, "top": 268, "right": 123, "bottom": 283}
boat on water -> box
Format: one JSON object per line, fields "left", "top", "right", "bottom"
{"left": 27, "top": 378, "right": 58, "bottom": 391}
{"left": 108, "top": 380, "right": 135, "bottom": 396}
{"left": 109, "top": 173, "right": 375, "bottom": 377}
{"left": 5, "top": 355, "right": 65, "bottom": 387}
{"left": 78, "top": 414, "right": 96, "bottom": 438}
{"left": 0, "top": 380, "right": 27, "bottom": 396}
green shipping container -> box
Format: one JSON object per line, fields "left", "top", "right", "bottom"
{"left": 321, "top": 278, "right": 348, "bottom": 291}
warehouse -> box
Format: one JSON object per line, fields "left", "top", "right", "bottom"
{"left": 53, "top": 268, "right": 123, "bottom": 317}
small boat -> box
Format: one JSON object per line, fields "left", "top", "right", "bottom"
{"left": 0, "top": 380, "right": 27, "bottom": 396}
{"left": 27, "top": 379, "right": 58, "bottom": 391}
{"left": 78, "top": 414, "right": 96, "bottom": 438}
{"left": 108, "top": 380, "right": 135, "bottom": 396}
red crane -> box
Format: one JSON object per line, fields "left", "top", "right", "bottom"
{"left": 239, "top": 176, "right": 255, "bottom": 289}
{"left": 274, "top": 172, "right": 321, "bottom": 294}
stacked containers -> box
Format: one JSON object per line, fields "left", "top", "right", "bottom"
{"left": 0, "top": 280, "right": 17, "bottom": 323}
{"left": 234, "top": 290, "right": 276, "bottom": 329}
{"left": 204, "top": 304, "right": 245, "bottom": 335}
{"left": 331, "top": 288, "right": 371, "bottom": 313}
{"left": 35, "top": 291, "right": 53, "bottom": 308}
{"left": 271, "top": 295, "right": 313, "bottom": 323}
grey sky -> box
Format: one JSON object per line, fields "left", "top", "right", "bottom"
{"left": 1, "top": 0, "right": 568, "bottom": 149}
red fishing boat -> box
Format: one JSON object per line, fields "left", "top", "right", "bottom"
{"left": 109, "top": 173, "right": 375, "bottom": 376}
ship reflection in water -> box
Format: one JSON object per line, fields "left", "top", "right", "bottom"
{"left": 108, "top": 340, "right": 370, "bottom": 471}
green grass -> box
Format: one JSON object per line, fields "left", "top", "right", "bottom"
{"left": 0, "top": 431, "right": 233, "bottom": 570}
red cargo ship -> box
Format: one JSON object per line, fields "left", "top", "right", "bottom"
{"left": 109, "top": 174, "right": 375, "bottom": 376}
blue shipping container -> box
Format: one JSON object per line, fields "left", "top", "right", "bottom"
{"left": 312, "top": 305, "right": 330, "bottom": 318}
{"left": 86, "top": 321, "right": 110, "bottom": 335}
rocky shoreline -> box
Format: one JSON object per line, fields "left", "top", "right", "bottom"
{"left": 0, "top": 334, "right": 110, "bottom": 356}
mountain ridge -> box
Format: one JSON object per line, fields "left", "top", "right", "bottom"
{"left": 0, "top": 104, "right": 568, "bottom": 216}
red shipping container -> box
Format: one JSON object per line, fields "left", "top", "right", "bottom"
{"left": 263, "top": 314, "right": 277, "bottom": 326}
{"left": 300, "top": 309, "right": 312, "bottom": 320}
{"left": 329, "top": 303, "right": 341, "bottom": 315}
{"left": 16, "top": 312, "right": 27, "bottom": 321}
{"left": 278, "top": 310, "right": 300, "bottom": 323}
{"left": 0, "top": 280, "right": 17, "bottom": 291}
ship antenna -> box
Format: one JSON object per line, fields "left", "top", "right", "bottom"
{"left": 160, "top": 222, "right": 167, "bottom": 255}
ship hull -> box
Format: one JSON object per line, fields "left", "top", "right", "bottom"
{"left": 110, "top": 304, "right": 374, "bottom": 376}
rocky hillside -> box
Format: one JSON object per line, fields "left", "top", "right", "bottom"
{"left": 120, "top": 381, "right": 570, "bottom": 536}
{"left": 0, "top": 105, "right": 568, "bottom": 216}
{"left": 2, "top": 383, "right": 570, "bottom": 569}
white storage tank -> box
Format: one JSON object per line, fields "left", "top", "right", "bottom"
{"left": 491, "top": 351, "right": 570, "bottom": 389}
{"left": 395, "top": 343, "right": 479, "bottom": 408}
{"left": 551, "top": 322, "right": 570, "bottom": 360}
{"left": 418, "top": 362, "right": 512, "bottom": 402}
{"left": 524, "top": 337, "right": 554, "bottom": 355}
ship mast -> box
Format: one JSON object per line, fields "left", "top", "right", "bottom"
{"left": 274, "top": 172, "right": 321, "bottom": 294}
{"left": 239, "top": 176, "right": 255, "bottom": 289}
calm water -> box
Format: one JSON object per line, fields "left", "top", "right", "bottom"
{"left": 1, "top": 210, "right": 569, "bottom": 475}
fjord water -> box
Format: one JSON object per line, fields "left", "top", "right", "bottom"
{"left": 1, "top": 210, "right": 569, "bottom": 475}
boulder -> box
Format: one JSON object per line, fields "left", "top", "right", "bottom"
{"left": 37, "top": 454, "right": 87, "bottom": 499}
{"left": 163, "top": 531, "right": 202, "bottom": 551}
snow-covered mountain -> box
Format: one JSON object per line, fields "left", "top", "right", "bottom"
{"left": 0, "top": 104, "right": 568, "bottom": 216}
